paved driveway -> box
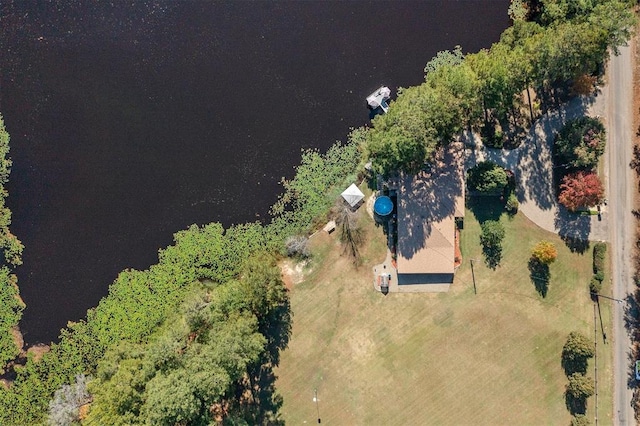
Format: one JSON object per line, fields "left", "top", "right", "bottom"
{"left": 464, "top": 94, "right": 609, "bottom": 243}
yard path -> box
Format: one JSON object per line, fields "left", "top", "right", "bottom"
{"left": 463, "top": 92, "right": 609, "bottom": 242}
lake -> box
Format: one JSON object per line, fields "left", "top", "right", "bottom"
{"left": 0, "top": 1, "right": 510, "bottom": 344}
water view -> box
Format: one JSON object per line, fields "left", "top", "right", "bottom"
{"left": 0, "top": 1, "right": 510, "bottom": 344}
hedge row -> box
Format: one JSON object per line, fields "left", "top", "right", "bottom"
{"left": 589, "top": 242, "right": 607, "bottom": 294}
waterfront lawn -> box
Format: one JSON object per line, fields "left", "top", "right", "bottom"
{"left": 275, "top": 203, "right": 612, "bottom": 425}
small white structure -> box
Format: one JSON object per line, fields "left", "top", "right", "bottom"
{"left": 323, "top": 220, "right": 336, "bottom": 233}
{"left": 366, "top": 86, "right": 391, "bottom": 113}
{"left": 341, "top": 183, "right": 365, "bottom": 208}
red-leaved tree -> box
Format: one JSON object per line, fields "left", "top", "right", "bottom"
{"left": 558, "top": 171, "right": 604, "bottom": 211}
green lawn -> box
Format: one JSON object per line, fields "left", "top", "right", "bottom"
{"left": 275, "top": 203, "right": 612, "bottom": 425}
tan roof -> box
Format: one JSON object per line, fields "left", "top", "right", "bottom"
{"left": 396, "top": 143, "right": 464, "bottom": 275}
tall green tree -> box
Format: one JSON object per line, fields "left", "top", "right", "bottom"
{"left": 562, "top": 331, "right": 595, "bottom": 375}
{"left": 480, "top": 220, "right": 505, "bottom": 269}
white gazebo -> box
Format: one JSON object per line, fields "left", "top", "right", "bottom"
{"left": 341, "top": 183, "right": 365, "bottom": 208}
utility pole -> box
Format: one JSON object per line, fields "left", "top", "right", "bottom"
{"left": 313, "top": 388, "right": 321, "bottom": 424}
{"left": 470, "top": 259, "right": 477, "bottom": 294}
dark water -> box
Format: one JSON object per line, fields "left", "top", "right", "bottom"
{"left": 0, "top": 1, "right": 510, "bottom": 345}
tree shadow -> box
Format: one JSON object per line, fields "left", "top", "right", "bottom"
{"left": 528, "top": 258, "right": 549, "bottom": 297}
{"left": 624, "top": 289, "right": 640, "bottom": 389}
{"left": 559, "top": 233, "right": 590, "bottom": 254}
{"left": 395, "top": 144, "right": 464, "bottom": 262}
{"left": 234, "top": 363, "right": 285, "bottom": 425}
{"left": 561, "top": 354, "right": 589, "bottom": 376}
{"left": 565, "top": 392, "right": 587, "bottom": 416}
{"left": 231, "top": 290, "right": 292, "bottom": 424}
{"left": 467, "top": 196, "right": 505, "bottom": 224}
{"left": 555, "top": 207, "right": 592, "bottom": 254}
{"left": 515, "top": 95, "right": 594, "bottom": 212}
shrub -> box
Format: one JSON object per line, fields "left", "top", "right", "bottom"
{"left": 589, "top": 276, "right": 602, "bottom": 294}
{"left": 285, "top": 235, "right": 310, "bottom": 259}
{"left": 531, "top": 240, "right": 557, "bottom": 264}
{"left": 467, "top": 161, "right": 508, "bottom": 194}
{"left": 566, "top": 373, "right": 595, "bottom": 400}
{"left": 506, "top": 193, "right": 519, "bottom": 214}
{"left": 594, "top": 270, "right": 604, "bottom": 282}
{"left": 570, "top": 413, "right": 591, "bottom": 426}
{"left": 593, "top": 242, "right": 606, "bottom": 274}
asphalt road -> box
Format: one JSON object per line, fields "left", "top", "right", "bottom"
{"left": 608, "top": 42, "right": 636, "bottom": 425}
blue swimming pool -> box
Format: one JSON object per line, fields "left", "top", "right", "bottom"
{"left": 374, "top": 196, "right": 394, "bottom": 216}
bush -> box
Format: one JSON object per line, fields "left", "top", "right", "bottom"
{"left": 570, "top": 413, "right": 591, "bottom": 426}
{"left": 593, "top": 242, "right": 606, "bottom": 274}
{"left": 505, "top": 193, "right": 519, "bottom": 214}
{"left": 589, "top": 276, "right": 602, "bottom": 294}
{"left": 467, "top": 161, "right": 508, "bottom": 194}
{"left": 285, "top": 235, "right": 310, "bottom": 259}
{"left": 594, "top": 270, "right": 604, "bottom": 282}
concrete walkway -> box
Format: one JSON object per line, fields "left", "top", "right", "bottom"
{"left": 464, "top": 93, "right": 610, "bottom": 243}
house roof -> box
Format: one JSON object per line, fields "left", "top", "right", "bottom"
{"left": 396, "top": 143, "right": 465, "bottom": 276}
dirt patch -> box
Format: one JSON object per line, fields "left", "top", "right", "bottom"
{"left": 279, "top": 259, "right": 309, "bottom": 291}
{"left": 26, "top": 344, "right": 50, "bottom": 362}
{"left": 10, "top": 326, "right": 24, "bottom": 357}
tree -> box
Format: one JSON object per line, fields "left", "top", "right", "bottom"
{"left": 566, "top": 373, "right": 595, "bottom": 400}
{"left": 467, "top": 161, "right": 508, "bottom": 194}
{"left": 531, "top": 240, "right": 557, "bottom": 264}
{"left": 558, "top": 171, "right": 604, "bottom": 211}
{"left": 47, "top": 374, "right": 91, "bottom": 426}
{"left": 562, "top": 331, "right": 595, "bottom": 375}
{"left": 480, "top": 220, "right": 505, "bottom": 269}
{"left": 555, "top": 117, "right": 606, "bottom": 170}
{"left": 571, "top": 414, "right": 591, "bottom": 426}
{"left": 424, "top": 46, "right": 464, "bottom": 75}
{"left": 508, "top": 0, "right": 528, "bottom": 21}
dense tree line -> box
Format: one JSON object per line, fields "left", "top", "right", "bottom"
{"left": 362, "top": 0, "right": 635, "bottom": 176}
{"left": 0, "top": 115, "right": 24, "bottom": 369}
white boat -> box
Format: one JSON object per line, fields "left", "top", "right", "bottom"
{"left": 366, "top": 86, "right": 391, "bottom": 113}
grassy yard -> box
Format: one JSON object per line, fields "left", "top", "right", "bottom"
{"left": 275, "top": 201, "right": 612, "bottom": 425}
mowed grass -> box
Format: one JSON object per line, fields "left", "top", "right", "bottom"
{"left": 275, "top": 204, "right": 612, "bottom": 425}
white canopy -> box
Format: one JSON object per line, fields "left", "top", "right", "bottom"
{"left": 341, "top": 183, "right": 365, "bottom": 207}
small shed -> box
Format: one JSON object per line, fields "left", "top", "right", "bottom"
{"left": 341, "top": 184, "right": 365, "bottom": 208}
